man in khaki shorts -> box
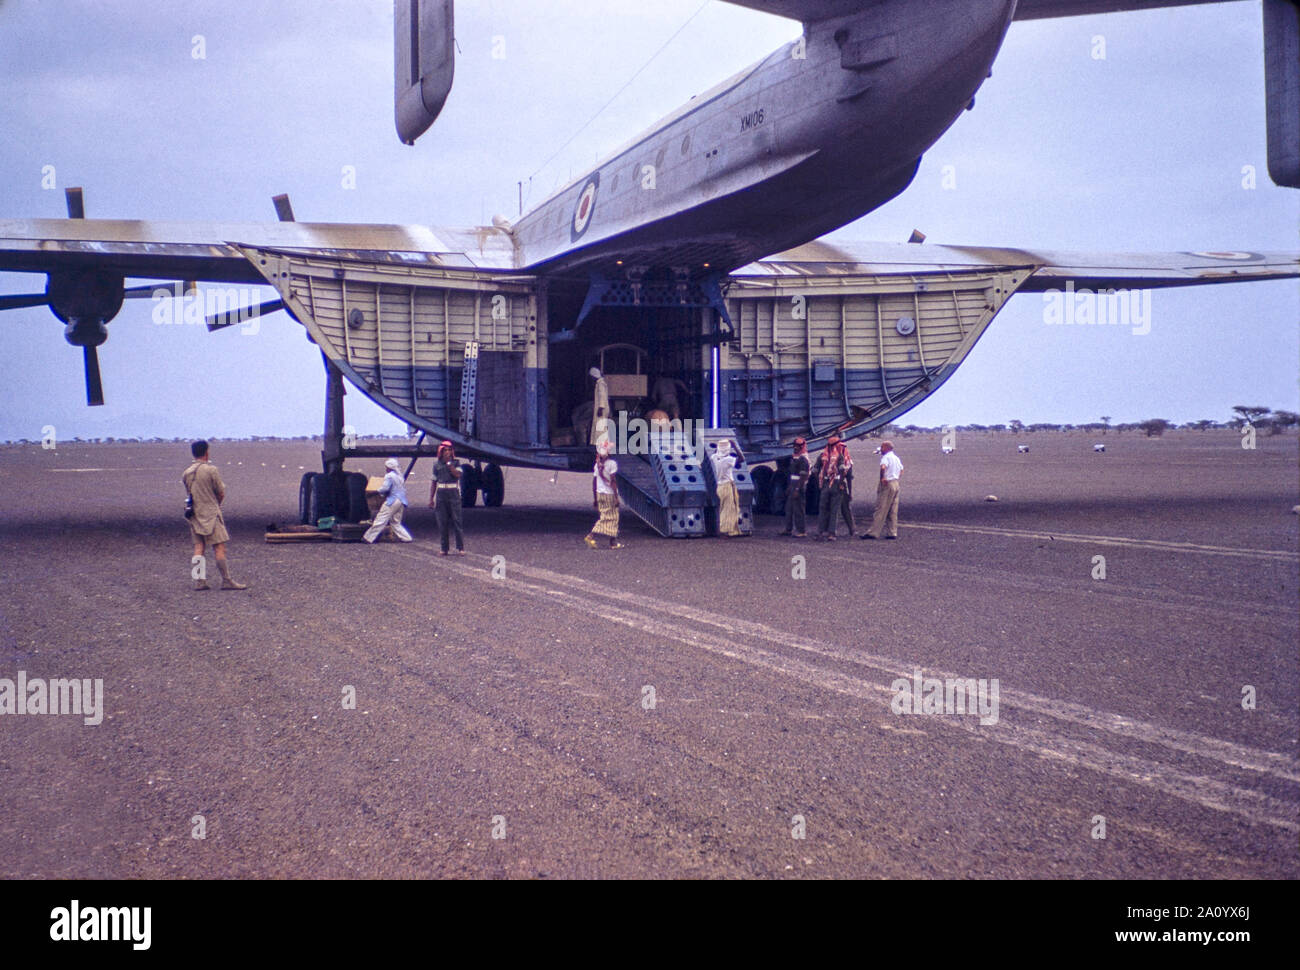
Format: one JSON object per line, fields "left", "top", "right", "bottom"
{"left": 183, "top": 440, "right": 248, "bottom": 590}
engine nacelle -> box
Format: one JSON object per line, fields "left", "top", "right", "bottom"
{"left": 47, "top": 270, "right": 124, "bottom": 331}
{"left": 394, "top": 0, "right": 455, "bottom": 146}
{"left": 1264, "top": 0, "right": 1299, "bottom": 189}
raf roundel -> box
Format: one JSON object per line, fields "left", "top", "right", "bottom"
{"left": 1188, "top": 251, "right": 1261, "bottom": 262}
{"left": 571, "top": 174, "right": 600, "bottom": 241}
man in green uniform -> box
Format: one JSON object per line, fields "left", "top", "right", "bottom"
{"left": 182, "top": 440, "right": 247, "bottom": 590}
{"left": 815, "top": 436, "right": 851, "bottom": 541}
{"left": 779, "top": 437, "right": 810, "bottom": 537}
{"left": 431, "top": 440, "right": 466, "bottom": 556}
{"left": 839, "top": 443, "right": 856, "bottom": 537}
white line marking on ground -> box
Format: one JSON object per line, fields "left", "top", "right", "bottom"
{"left": 904, "top": 522, "right": 1299, "bottom": 562}
{"left": 393, "top": 546, "right": 1300, "bottom": 832}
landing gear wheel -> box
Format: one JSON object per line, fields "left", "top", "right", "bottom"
{"left": 298, "top": 472, "right": 315, "bottom": 525}
{"left": 460, "top": 464, "right": 481, "bottom": 508}
{"left": 769, "top": 467, "right": 789, "bottom": 517}
{"left": 480, "top": 463, "right": 505, "bottom": 507}
{"left": 750, "top": 465, "right": 774, "bottom": 515}
{"left": 343, "top": 471, "right": 369, "bottom": 523}
{"left": 305, "top": 473, "right": 336, "bottom": 526}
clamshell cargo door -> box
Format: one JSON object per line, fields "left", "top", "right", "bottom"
{"left": 722, "top": 266, "right": 1034, "bottom": 454}
{"left": 239, "top": 245, "right": 555, "bottom": 468}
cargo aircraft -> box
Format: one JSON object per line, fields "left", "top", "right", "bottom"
{"left": 2, "top": 0, "right": 1297, "bottom": 536}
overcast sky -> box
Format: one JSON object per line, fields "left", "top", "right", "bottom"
{"left": 0, "top": 0, "right": 1295, "bottom": 442}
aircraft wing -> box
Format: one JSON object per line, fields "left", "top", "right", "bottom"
{"left": 733, "top": 240, "right": 1300, "bottom": 291}
{"left": 718, "top": 0, "right": 1233, "bottom": 23}
{"left": 0, "top": 214, "right": 527, "bottom": 410}
{"left": 0, "top": 218, "right": 518, "bottom": 284}
{"left": 1012, "top": 0, "right": 1240, "bottom": 20}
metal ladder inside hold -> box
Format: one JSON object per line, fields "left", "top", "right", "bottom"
{"left": 458, "top": 341, "right": 479, "bottom": 437}
{"left": 729, "top": 368, "right": 779, "bottom": 441}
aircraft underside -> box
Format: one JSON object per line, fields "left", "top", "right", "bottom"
{"left": 2, "top": 207, "right": 1293, "bottom": 534}
{"left": 236, "top": 239, "right": 1038, "bottom": 534}
{"left": 251, "top": 241, "right": 1034, "bottom": 467}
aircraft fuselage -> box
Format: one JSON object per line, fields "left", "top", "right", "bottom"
{"left": 515, "top": 0, "right": 1018, "bottom": 278}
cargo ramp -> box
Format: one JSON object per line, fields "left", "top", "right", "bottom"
{"left": 614, "top": 428, "right": 754, "bottom": 538}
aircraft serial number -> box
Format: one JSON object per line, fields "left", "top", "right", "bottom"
{"left": 739, "top": 109, "right": 766, "bottom": 132}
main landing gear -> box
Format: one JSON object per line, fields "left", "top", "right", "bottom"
{"left": 747, "top": 460, "right": 821, "bottom": 516}
{"left": 297, "top": 356, "right": 507, "bottom": 525}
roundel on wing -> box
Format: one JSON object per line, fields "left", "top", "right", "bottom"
{"left": 1188, "top": 251, "right": 1261, "bottom": 261}
{"left": 571, "top": 174, "right": 600, "bottom": 242}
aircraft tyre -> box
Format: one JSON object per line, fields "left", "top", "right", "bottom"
{"left": 749, "top": 465, "right": 774, "bottom": 515}
{"left": 298, "top": 472, "right": 315, "bottom": 525}
{"left": 769, "top": 466, "right": 789, "bottom": 517}
{"left": 343, "top": 472, "right": 369, "bottom": 523}
{"left": 305, "top": 473, "right": 335, "bottom": 526}
{"left": 480, "top": 463, "right": 505, "bottom": 507}
{"left": 460, "top": 464, "right": 480, "bottom": 508}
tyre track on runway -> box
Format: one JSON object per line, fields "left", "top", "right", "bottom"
{"left": 325, "top": 570, "right": 867, "bottom": 877}
{"left": 260, "top": 583, "right": 738, "bottom": 878}
{"left": 903, "top": 522, "right": 1300, "bottom": 562}
{"left": 791, "top": 542, "right": 1295, "bottom": 623}
{"left": 454, "top": 552, "right": 1300, "bottom": 783}
{"left": 393, "top": 546, "right": 1300, "bottom": 833}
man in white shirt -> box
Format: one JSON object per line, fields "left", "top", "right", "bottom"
{"left": 365, "top": 458, "right": 414, "bottom": 544}
{"left": 863, "top": 441, "right": 904, "bottom": 540}
{"left": 711, "top": 439, "right": 742, "bottom": 537}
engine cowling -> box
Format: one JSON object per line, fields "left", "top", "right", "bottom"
{"left": 394, "top": 0, "right": 455, "bottom": 146}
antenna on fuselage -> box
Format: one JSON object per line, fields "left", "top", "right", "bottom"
{"left": 522, "top": 1, "right": 711, "bottom": 187}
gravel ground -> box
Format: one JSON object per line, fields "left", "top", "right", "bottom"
{"left": 0, "top": 430, "right": 1295, "bottom": 879}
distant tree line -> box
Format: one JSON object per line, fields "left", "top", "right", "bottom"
{"left": 876, "top": 406, "right": 1299, "bottom": 439}
{"left": 6, "top": 411, "right": 1298, "bottom": 445}
{"left": 1, "top": 433, "right": 421, "bottom": 445}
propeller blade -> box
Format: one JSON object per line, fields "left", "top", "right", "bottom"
{"left": 0, "top": 293, "right": 50, "bottom": 311}
{"left": 65, "top": 187, "right": 85, "bottom": 219}
{"left": 206, "top": 299, "right": 284, "bottom": 332}
{"left": 124, "top": 280, "right": 200, "bottom": 300}
{"left": 83, "top": 344, "right": 105, "bottom": 407}
{"left": 123, "top": 283, "right": 173, "bottom": 300}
